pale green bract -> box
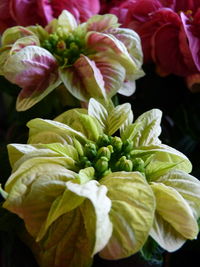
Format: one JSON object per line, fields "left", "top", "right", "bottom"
{"left": 2, "top": 99, "right": 200, "bottom": 267}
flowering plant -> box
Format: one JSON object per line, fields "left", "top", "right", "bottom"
{"left": 0, "top": 10, "right": 144, "bottom": 111}
{"left": 1, "top": 98, "right": 200, "bottom": 267}
{"left": 0, "top": 2, "right": 200, "bottom": 267}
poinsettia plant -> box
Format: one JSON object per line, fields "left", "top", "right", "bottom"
{"left": 0, "top": 2, "right": 200, "bottom": 267}
{"left": 0, "top": 10, "right": 144, "bottom": 111}
{"left": 1, "top": 98, "right": 200, "bottom": 267}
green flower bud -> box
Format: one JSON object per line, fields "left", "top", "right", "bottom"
{"left": 123, "top": 140, "right": 134, "bottom": 153}
{"left": 79, "top": 156, "right": 88, "bottom": 168}
{"left": 115, "top": 156, "right": 133, "bottom": 172}
{"left": 95, "top": 156, "right": 109, "bottom": 173}
{"left": 70, "top": 42, "right": 79, "bottom": 52}
{"left": 111, "top": 136, "right": 123, "bottom": 152}
{"left": 42, "top": 40, "right": 53, "bottom": 52}
{"left": 97, "top": 134, "right": 110, "bottom": 147}
{"left": 49, "top": 33, "right": 59, "bottom": 46}
{"left": 84, "top": 160, "right": 92, "bottom": 168}
{"left": 57, "top": 40, "right": 66, "bottom": 51}
{"left": 84, "top": 143, "right": 97, "bottom": 159}
{"left": 107, "top": 145, "right": 114, "bottom": 153}
{"left": 132, "top": 158, "right": 145, "bottom": 173}
{"left": 65, "top": 33, "right": 74, "bottom": 44}
{"left": 97, "top": 147, "right": 111, "bottom": 160}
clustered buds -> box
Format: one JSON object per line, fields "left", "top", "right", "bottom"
{"left": 42, "top": 32, "right": 84, "bottom": 66}
{"left": 80, "top": 134, "right": 146, "bottom": 178}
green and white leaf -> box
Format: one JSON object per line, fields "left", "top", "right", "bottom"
{"left": 107, "top": 103, "right": 132, "bottom": 135}
{"left": 150, "top": 213, "right": 187, "bottom": 252}
{"left": 7, "top": 143, "right": 43, "bottom": 168}
{"left": 99, "top": 171, "right": 155, "bottom": 259}
{"left": 5, "top": 156, "right": 77, "bottom": 193}
{"left": 131, "top": 109, "right": 162, "bottom": 147}
{"left": 55, "top": 109, "right": 103, "bottom": 141}
{"left": 88, "top": 98, "right": 108, "bottom": 130}
{"left": 37, "top": 209, "right": 93, "bottom": 267}
{"left": 3, "top": 163, "right": 78, "bottom": 237}
{"left": 130, "top": 144, "right": 192, "bottom": 179}
{"left": 121, "top": 109, "right": 162, "bottom": 145}
{"left": 78, "top": 167, "right": 95, "bottom": 184}
{"left": 150, "top": 183, "right": 199, "bottom": 240}
{"left": 57, "top": 10, "right": 78, "bottom": 34}
{"left": 156, "top": 170, "right": 200, "bottom": 219}
{"left": 27, "top": 118, "right": 87, "bottom": 144}
{"left": 1, "top": 26, "right": 34, "bottom": 46}
{"left": 45, "top": 143, "right": 79, "bottom": 161}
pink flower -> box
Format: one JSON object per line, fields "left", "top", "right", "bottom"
{"left": 105, "top": 1, "right": 200, "bottom": 89}
{"left": 0, "top": 0, "right": 100, "bottom": 34}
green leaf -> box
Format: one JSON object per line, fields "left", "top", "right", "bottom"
{"left": 150, "top": 183, "right": 199, "bottom": 243}
{"left": 86, "top": 32, "right": 137, "bottom": 75}
{"left": 45, "top": 143, "right": 79, "bottom": 161}
{"left": 55, "top": 109, "right": 103, "bottom": 141}
{"left": 156, "top": 170, "right": 200, "bottom": 219}
{"left": 0, "top": 47, "right": 11, "bottom": 75}
{"left": 131, "top": 109, "right": 162, "bottom": 147}
{"left": 1, "top": 26, "right": 34, "bottom": 46}
{"left": 73, "top": 138, "right": 84, "bottom": 156}
{"left": 88, "top": 98, "right": 108, "bottom": 130}
{"left": 27, "top": 25, "right": 49, "bottom": 41}
{"left": 107, "top": 103, "right": 133, "bottom": 135}
{"left": 3, "top": 162, "right": 79, "bottom": 238}
{"left": 56, "top": 10, "right": 78, "bottom": 33}
{"left": 150, "top": 213, "right": 187, "bottom": 252}
{"left": 78, "top": 167, "right": 95, "bottom": 184}
{"left": 37, "top": 209, "right": 94, "bottom": 267}
{"left": 74, "top": 180, "right": 112, "bottom": 255}
{"left": 112, "top": 28, "right": 144, "bottom": 71}
{"left": 130, "top": 144, "right": 192, "bottom": 179}
{"left": 27, "top": 118, "right": 87, "bottom": 144}
{"left": 119, "top": 106, "right": 134, "bottom": 134}
{"left": 120, "top": 122, "right": 141, "bottom": 142}
{"left": 36, "top": 185, "right": 85, "bottom": 241}
{"left": 4, "top": 157, "right": 78, "bottom": 193}
{"left": 8, "top": 145, "right": 77, "bottom": 174}
{"left": 99, "top": 171, "right": 155, "bottom": 259}
{"left": 85, "top": 14, "right": 119, "bottom": 32}
{"left": 7, "top": 143, "right": 41, "bottom": 169}
{"left": 36, "top": 180, "right": 112, "bottom": 267}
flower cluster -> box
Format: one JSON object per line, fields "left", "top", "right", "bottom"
{"left": 0, "top": 10, "right": 144, "bottom": 111}
{"left": 0, "top": 0, "right": 100, "bottom": 33}
{"left": 107, "top": 0, "right": 200, "bottom": 91}
{"left": 2, "top": 99, "right": 200, "bottom": 267}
